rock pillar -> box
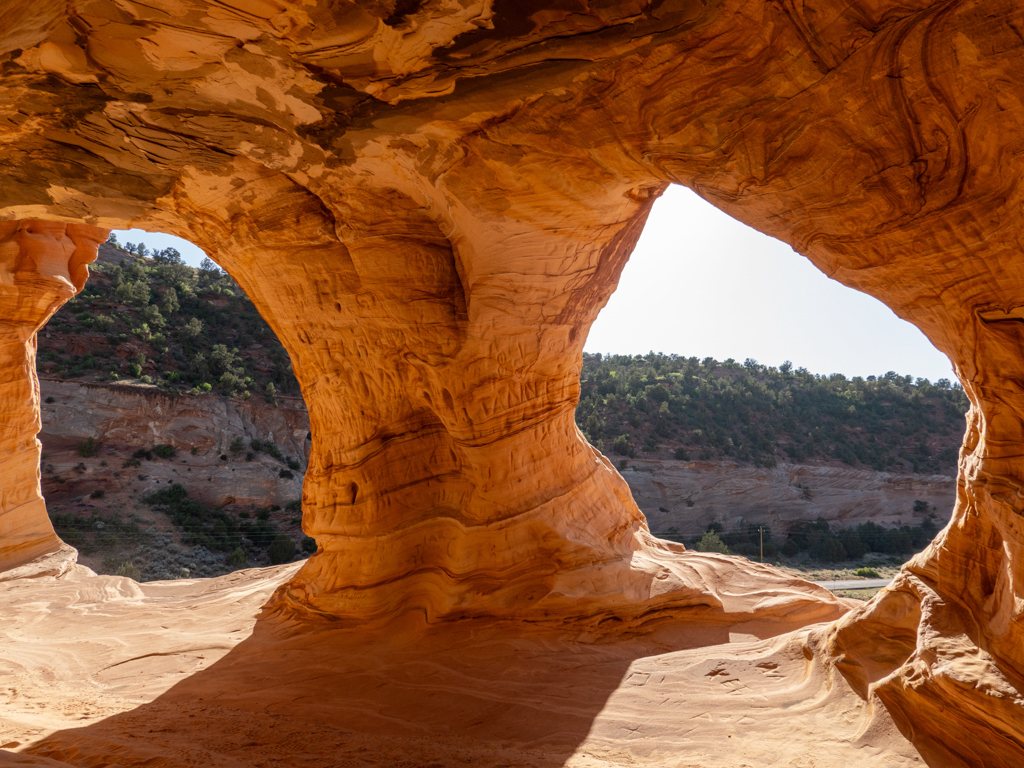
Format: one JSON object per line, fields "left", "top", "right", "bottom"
{"left": 208, "top": 188, "right": 847, "bottom": 630}
{"left": 0, "top": 221, "right": 107, "bottom": 573}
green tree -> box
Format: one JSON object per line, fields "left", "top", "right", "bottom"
{"left": 115, "top": 280, "right": 150, "bottom": 307}
{"left": 180, "top": 317, "right": 203, "bottom": 340}
{"left": 268, "top": 535, "right": 295, "bottom": 565}
{"left": 143, "top": 304, "right": 165, "bottom": 328}
{"left": 160, "top": 287, "right": 180, "bottom": 315}
{"left": 695, "top": 530, "right": 731, "bottom": 554}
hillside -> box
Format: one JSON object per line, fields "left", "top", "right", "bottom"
{"left": 577, "top": 352, "right": 969, "bottom": 475}
{"left": 33, "top": 237, "right": 969, "bottom": 579}
{"left": 38, "top": 239, "right": 300, "bottom": 401}
{"left": 46, "top": 240, "right": 970, "bottom": 478}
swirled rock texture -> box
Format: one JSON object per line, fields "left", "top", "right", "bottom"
{"left": 0, "top": 221, "right": 106, "bottom": 573}
{"left": 0, "top": 0, "right": 1023, "bottom": 764}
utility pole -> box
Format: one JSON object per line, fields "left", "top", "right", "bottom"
{"left": 759, "top": 526, "right": 764, "bottom": 563}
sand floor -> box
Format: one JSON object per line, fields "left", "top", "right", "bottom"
{"left": 0, "top": 565, "right": 924, "bottom": 767}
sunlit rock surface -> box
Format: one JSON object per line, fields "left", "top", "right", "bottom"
{"left": 0, "top": 221, "right": 106, "bottom": 574}
{"left": 0, "top": 1, "right": 1022, "bottom": 764}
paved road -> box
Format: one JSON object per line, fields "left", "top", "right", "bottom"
{"left": 813, "top": 578, "right": 892, "bottom": 591}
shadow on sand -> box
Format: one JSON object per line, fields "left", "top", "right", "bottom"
{"left": 5, "top": 606, "right": 786, "bottom": 767}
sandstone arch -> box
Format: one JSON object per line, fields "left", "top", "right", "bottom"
{"left": 1, "top": 1, "right": 1023, "bottom": 764}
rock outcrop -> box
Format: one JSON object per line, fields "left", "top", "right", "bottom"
{"left": 39, "top": 379, "right": 308, "bottom": 508}
{"left": 0, "top": 221, "right": 106, "bottom": 573}
{"left": 627, "top": 459, "right": 953, "bottom": 535}
{"left": 1, "top": 1, "right": 1023, "bottom": 764}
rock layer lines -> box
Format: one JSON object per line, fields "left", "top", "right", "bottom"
{"left": 0, "top": 1, "right": 1022, "bottom": 764}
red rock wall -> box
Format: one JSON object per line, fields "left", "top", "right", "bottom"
{"left": 1, "top": 1, "right": 1023, "bottom": 762}
{"left": 0, "top": 221, "right": 106, "bottom": 570}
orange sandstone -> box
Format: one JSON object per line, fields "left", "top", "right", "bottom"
{"left": 0, "top": 1, "right": 1021, "bottom": 765}
{"left": 0, "top": 221, "right": 106, "bottom": 575}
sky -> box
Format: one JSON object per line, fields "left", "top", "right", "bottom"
{"left": 115, "top": 185, "right": 956, "bottom": 382}
{"left": 112, "top": 229, "right": 212, "bottom": 269}
{"left": 583, "top": 185, "right": 956, "bottom": 382}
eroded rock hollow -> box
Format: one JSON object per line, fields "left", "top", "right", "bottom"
{"left": 1, "top": 1, "right": 1023, "bottom": 764}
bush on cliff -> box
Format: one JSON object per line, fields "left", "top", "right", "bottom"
{"left": 153, "top": 444, "right": 176, "bottom": 459}
{"left": 268, "top": 535, "right": 296, "bottom": 565}
{"left": 143, "top": 484, "right": 241, "bottom": 553}
{"left": 77, "top": 438, "right": 99, "bottom": 458}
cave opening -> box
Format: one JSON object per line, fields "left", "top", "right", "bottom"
{"left": 35, "top": 228, "right": 314, "bottom": 582}
{"left": 578, "top": 185, "right": 966, "bottom": 581}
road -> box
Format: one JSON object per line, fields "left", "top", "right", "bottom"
{"left": 813, "top": 578, "right": 892, "bottom": 591}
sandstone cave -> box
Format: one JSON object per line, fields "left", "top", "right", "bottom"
{"left": 1, "top": 2, "right": 1022, "bottom": 766}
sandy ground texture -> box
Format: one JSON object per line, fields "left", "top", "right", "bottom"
{"left": 0, "top": 565, "right": 925, "bottom": 768}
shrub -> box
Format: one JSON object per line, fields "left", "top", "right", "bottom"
{"left": 115, "top": 280, "right": 150, "bottom": 307}
{"left": 301, "top": 536, "right": 317, "bottom": 554}
{"left": 132, "top": 448, "right": 154, "bottom": 461}
{"left": 115, "top": 562, "right": 141, "bottom": 580}
{"left": 228, "top": 547, "right": 247, "bottom": 567}
{"left": 44, "top": 396, "right": 55, "bottom": 404}
{"left": 153, "top": 444, "right": 176, "bottom": 459}
{"left": 855, "top": 567, "right": 881, "bottom": 578}
{"left": 89, "top": 489, "right": 105, "bottom": 499}
{"left": 129, "top": 363, "right": 142, "bottom": 378}
{"left": 811, "top": 535, "right": 847, "bottom": 562}
{"left": 77, "top": 437, "right": 99, "bottom": 458}
{"left": 251, "top": 439, "right": 284, "bottom": 462}
{"left": 229, "top": 436, "right": 245, "bottom": 453}
{"left": 695, "top": 530, "right": 731, "bottom": 555}
{"left": 180, "top": 317, "right": 203, "bottom": 339}
{"left": 285, "top": 499, "right": 301, "bottom": 512}
{"left": 674, "top": 447, "right": 689, "bottom": 461}
{"left": 122, "top": 457, "right": 141, "bottom": 468}
{"left": 268, "top": 535, "right": 296, "bottom": 565}
{"left": 142, "top": 304, "right": 165, "bottom": 328}
{"left": 287, "top": 458, "right": 300, "bottom": 471}
{"left": 839, "top": 529, "right": 869, "bottom": 560}
{"left": 279, "top": 469, "right": 294, "bottom": 479}
{"left": 613, "top": 434, "right": 631, "bottom": 456}
{"left": 143, "top": 484, "right": 241, "bottom": 552}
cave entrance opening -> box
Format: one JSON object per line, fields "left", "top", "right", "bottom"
{"left": 578, "top": 184, "right": 966, "bottom": 576}
{"left": 36, "top": 229, "right": 314, "bottom": 582}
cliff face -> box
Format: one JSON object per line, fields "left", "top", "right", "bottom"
{"left": 628, "top": 459, "right": 954, "bottom": 535}
{"left": 39, "top": 379, "right": 308, "bottom": 508}
{"left": 1, "top": 1, "right": 1023, "bottom": 764}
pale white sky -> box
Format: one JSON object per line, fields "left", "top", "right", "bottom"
{"left": 584, "top": 186, "right": 955, "bottom": 382}
{"left": 115, "top": 185, "right": 955, "bottom": 382}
